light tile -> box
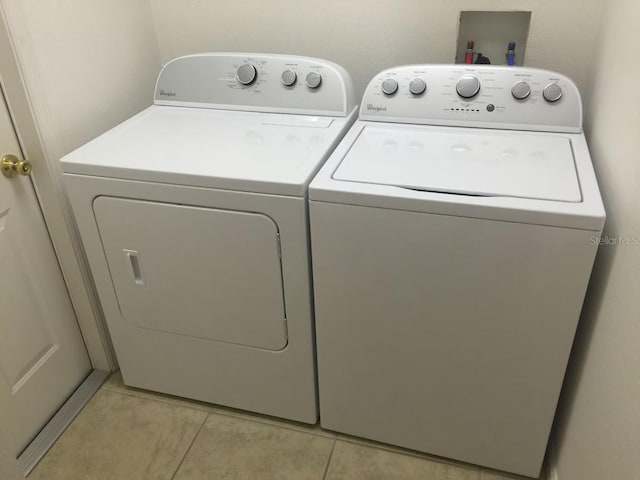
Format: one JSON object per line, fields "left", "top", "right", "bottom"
{"left": 325, "top": 441, "right": 480, "bottom": 480}
{"left": 28, "top": 389, "right": 206, "bottom": 480}
{"left": 104, "top": 371, "right": 334, "bottom": 438}
{"left": 173, "top": 413, "right": 334, "bottom": 480}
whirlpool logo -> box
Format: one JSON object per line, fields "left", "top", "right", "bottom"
{"left": 158, "top": 89, "right": 176, "bottom": 97}
{"left": 366, "top": 104, "right": 387, "bottom": 112}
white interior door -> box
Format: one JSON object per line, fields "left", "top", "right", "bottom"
{"left": 0, "top": 85, "right": 91, "bottom": 457}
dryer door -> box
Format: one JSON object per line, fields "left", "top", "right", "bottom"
{"left": 93, "top": 197, "right": 287, "bottom": 350}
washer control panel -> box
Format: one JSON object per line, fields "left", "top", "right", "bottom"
{"left": 155, "top": 53, "right": 355, "bottom": 116}
{"left": 360, "top": 65, "right": 582, "bottom": 133}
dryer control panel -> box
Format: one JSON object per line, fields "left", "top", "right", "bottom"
{"left": 359, "top": 65, "right": 582, "bottom": 133}
{"left": 155, "top": 53, "right": 356, "bottom": 117}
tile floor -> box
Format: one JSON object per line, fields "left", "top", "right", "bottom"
{"left": 28, "top": 372, "right": 540, "bottom": 480}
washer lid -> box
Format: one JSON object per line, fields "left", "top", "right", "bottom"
{"left": 333, "top": 125, "right": 582, "bottom": 202}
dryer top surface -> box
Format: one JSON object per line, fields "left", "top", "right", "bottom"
{"left": 61, "top": 105, "right": 356, "bottom": 196}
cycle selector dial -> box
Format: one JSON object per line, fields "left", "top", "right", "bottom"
{"left": 305, "top": 71, "right": 322, "bottom": 89}
{"left": 456, "top": 75, "right": 481, "bottom": 98}
{"left": 543, "top": 83, "right": 563, "bottom": 102}
{"left": 381, "top": 77, "right": 398, "bottom": 95}
{"left": 409, "top": 77, "right": 427, "bottom": 95}
{"left": 236, "top": 64, "right": 257, "bottom": 85}
{"left": 281, "top": 69, "right": 297, "bottom": 87}
{"left": 511, "top": 81, "right": 531, "bottom": 100}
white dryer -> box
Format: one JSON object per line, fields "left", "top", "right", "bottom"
{"left": 309, "top": 65, "right": 604, "bottom": 476}
{"left": 63, "top": 53, "right": 356, "bottom": 423}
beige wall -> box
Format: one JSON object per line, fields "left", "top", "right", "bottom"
{"left": 150, "top": 0, "right": 604, "bottom": 101}
{"left": 552, "top": 0, "right": 640, "bottom": 479}
{"left": 1, "top": 0, "right": 160, "bottom": 160}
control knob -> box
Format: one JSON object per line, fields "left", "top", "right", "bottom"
{"left": 409, "top": 78, "right": 427, "bottom": 96}
{"left": 543, "top": 83, "right": 563, "bottom": 102}
{"left": 456, "top": 75, "right": 481, "bottom": 98}
{"left": 511, "top": 81, "right": 531, "bottom": 100}
{"left": 281, "top": 69, "right": 297, "bottom": 87}
{"left": 236, "top": 64, "right": 257, "bottom": 85}
{"left": 305, "top": 71, "right": 322, "bottom": 89}
{"left": 381, "top": 77, "right": 398, "bottom": 95}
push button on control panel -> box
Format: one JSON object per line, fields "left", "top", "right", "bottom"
{"left": 281, "top": 69, "right": 297, "bottom": 87}
{"left": 305, "top": 72, "right": 322, "bottom": 89}
{"left": 543, "top": 83, "right": 563, "bottom": 102}
{"left": 381, "top": 78, "right": 398, "bottom": 95}
{"left": 236, "top": 64, "right": 258, "bottom": 86}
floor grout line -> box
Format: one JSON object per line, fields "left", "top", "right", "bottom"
{"left": 169, "top": 411, "right": 209, "bottom": 480}
{"left": 321, "top": 439, "right": 337, "bottom": 480}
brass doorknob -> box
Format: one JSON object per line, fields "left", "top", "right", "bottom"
{"left": 2, "top": 154, "right": 32, "bottom": 178}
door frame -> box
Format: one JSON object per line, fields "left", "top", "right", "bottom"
{"left": 0, "top": 4, "right": 115, "bottom": 370}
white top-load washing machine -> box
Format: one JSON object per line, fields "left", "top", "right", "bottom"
{"left": 309, "top": 65, "right": 604, "bottom": 476}
{"left": 63, "top": 53, "right": 356, "bottom": 423}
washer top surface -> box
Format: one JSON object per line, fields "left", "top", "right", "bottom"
{"left": 310, "top": 65, "right": 605, "bottom": 231}
{"left": 333, "top": 124, "right": 581, "bottom": 202}
{"left": 61, "top": 53, "right": 357, "bottom": 196}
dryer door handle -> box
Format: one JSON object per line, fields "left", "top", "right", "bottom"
{"left": 124, "top": 249, "right": 146, "bottom": 287}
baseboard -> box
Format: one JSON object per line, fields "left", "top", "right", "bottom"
{"left": 17, "top": 369, "right": 109, "bottom": 475}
